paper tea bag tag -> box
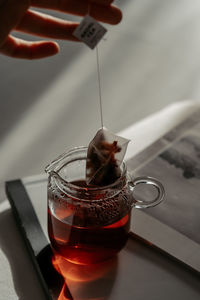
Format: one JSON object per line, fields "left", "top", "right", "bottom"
{"left": 73, "top": 15, "right": 107, "bottom": 49}
{"left": 86, "top": 128, "right": 130, "bottom": 186}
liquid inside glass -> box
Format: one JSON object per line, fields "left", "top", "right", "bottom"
{"left": 48, "top": 180, "right": 131, "bottom": 265}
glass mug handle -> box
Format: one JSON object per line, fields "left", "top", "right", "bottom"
{"left": 129, "top": 176, "right": 165, "bottom": 209}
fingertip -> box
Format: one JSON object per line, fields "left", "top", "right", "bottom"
{"left": 116, "top": 9, "right": 123, "bottom": 24}
{"left": 91, "top": 4, "right": 123, "bottom": 25}
{"left": 32, "top": 41, "right": 60, "bottom": 59}
{"left": 110, "top": 6, "right": 123, "bottom": 25}
{"left": 46, "top": 41, "right": 60, "bottom": 56}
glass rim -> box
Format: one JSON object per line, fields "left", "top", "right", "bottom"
{"left": 48, "top": 146, "right": 127, "bottom": 195}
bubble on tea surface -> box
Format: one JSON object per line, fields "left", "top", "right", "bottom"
{"left": 86, "top": 127, "right": 130, "bottom": 186}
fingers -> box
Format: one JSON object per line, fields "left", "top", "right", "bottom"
{"left": 16, "top": 10, "right": 79, "bottom": 40}
{"left": 0, "top": 0, "right": 122, "bottom": 59}
{"left": 0, "top": 0, "right": 30, "bottom": 47}
{"left": 0, "top": 35, "right": 59, "bottom": 59}
{"left": 31, "top": 0, "right": 122, "bottom": 25}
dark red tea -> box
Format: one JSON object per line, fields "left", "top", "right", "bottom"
{"left": 48, "top": 181, "right": 131, "bottom": 264}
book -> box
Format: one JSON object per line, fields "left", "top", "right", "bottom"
{"left": 128, "top": 108, "right": 200, "bottom": 273}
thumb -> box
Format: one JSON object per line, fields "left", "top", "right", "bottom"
{"left": 0, "top": 0, "right": 30, "bottom": 47}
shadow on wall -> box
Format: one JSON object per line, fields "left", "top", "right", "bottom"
{"left": 0, "top": 37, "right": 82, "bottom": 142}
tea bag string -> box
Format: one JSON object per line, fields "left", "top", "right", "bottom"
{"left": 88, "top": 2, "right": 104, "bottom": 128}
{"left": 96, "top": 46, "right": 104, "bottom": 128}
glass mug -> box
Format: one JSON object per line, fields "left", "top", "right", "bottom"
{"left": 46, "top": 147, "right": 164, "bottom": 265}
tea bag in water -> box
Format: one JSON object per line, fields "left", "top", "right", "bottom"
{"left": 86, "top": 127, "right": 130, "bottom": 186}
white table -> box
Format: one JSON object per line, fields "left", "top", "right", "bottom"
{"left": 0, "top": 101, "right": 200, "bottom": 300}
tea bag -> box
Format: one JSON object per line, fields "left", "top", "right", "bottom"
{"left": 86, "top": 127, "right": 130, "bottom": 186}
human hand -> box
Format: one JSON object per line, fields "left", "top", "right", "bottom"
{"left": 0, "top": 0, "right": 122, "bottom": 59}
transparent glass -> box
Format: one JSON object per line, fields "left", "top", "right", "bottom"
{"left": 46, "top": 146, "right": 164, "bottom": 264}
